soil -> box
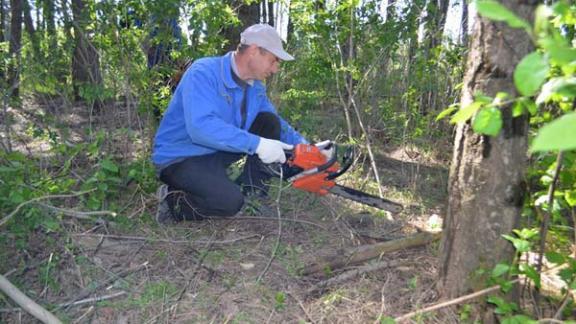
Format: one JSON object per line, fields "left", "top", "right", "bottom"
{"left": 0, "top": 98, "right": 454, "bottom": 323}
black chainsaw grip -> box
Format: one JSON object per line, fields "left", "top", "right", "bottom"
{"left": 326, "top": 146, "right": 354, "bottom": 180}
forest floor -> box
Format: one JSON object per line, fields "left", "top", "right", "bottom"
{"left": 1, "top": 98, "right": 456, "bottom": 323}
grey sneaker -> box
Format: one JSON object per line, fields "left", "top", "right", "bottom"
{"left": 155, "top": 184, "right": 175, "bottom": 224}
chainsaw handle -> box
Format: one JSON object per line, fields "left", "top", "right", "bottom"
{"left": 326, "top": 146, "right": 354, "bottom": 180}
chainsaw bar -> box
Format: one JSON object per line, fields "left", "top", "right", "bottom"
{"left": 329, "top": 185, "right": 403, "bottom": 213}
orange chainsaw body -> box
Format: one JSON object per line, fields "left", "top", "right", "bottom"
{"left": 288, "top": 144, "right": 339, "bottom": 195}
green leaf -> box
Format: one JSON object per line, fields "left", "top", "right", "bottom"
{"left": 566, "top": 190, "right": 576, "bottom": 207}
{"left": 492, "top": 263, "right": 510, "bottom": 278}
{"left": 450, "top": 102, "right": 482, "bottom": 124}
{"left": 540, "top": 38, "right": 576, "bottom": 66}
{"left": 473, "top": 107, "right": 503, "bottom": 136}
{"left": 514, "top": 52, "right": 549, "bottom": 97}
{"left": 503, "top": 234, "right": 531, "bottom": 253}
{"left": 531, "top": 112, "right": 576, "bottom": 152}
{"left": 101, "top": 159, "right": 119, "bottom": 173}
{"left": 436, "top": 104, "right": 459, "bottom": 121}
{"left": 519, "top": 264, "right": 541, "bottom": 288}
{"left": 379, "top": 317, "right": 396, "bottom": 324}
{"left": 502, "top": 315, "right": 537, "bottom": 324}
{"left": 536, "top": 77, "right": 576, "bottom": 104}
{"left": 476, "top": 0, "right": 532, "bottom": 30}
{"left": 545, "top": 251, "right": 566, "bottom": 265}
{"left": 512, "top": 101, "right": 524, "bottom": 117}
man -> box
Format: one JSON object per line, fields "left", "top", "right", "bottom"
{"left": 152, "top": 24, "right": 307, "bottom": 223}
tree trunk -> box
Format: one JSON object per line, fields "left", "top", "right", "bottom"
{"left": 439, "top": 0, "right": 536, "bottom": 309}
{"left": 221, "top": 0, "right": 260, "bottom": 53}
{"left": 44, "top": 0, "right": 57, "bottom": 53}
{"left": 267, "top": 0, "right": 274, "bottom": 26}
{"left": 8, "top": 0, "right": 23, "bottom": 98}
{"left": 22, "top": 0, "right": 40, "bottom": 58}
{"left": 71, "top": 0, "right": 103, "bottom": 110}
{"left": 0, "top": 0, "right": 5, "bottom": 43}
{"left": 460, "top": 0, "right": 469, "bottom": 46}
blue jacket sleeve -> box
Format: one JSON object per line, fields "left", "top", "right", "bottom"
{"left": 181, "top": 70, "right": 261, "bottom": 154}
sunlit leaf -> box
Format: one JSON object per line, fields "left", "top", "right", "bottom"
{"left": 472, "top": 107, "right": 503, "bottom": 136}
{"left": 519, "top": 264, "right": 541, "bottom": 288}
{"left": 514, "top": 52, "right": 549, "bottom": 97}
{"left": 476, "top": 0, "right": 532, "bottom": 30}
{"left": 565, "top": 190, "right": 576, "bottom": 207}
{"left": 450, "top": 102, "right": 483, "bottom": 124}
{"left": 539, "top": 38, "right": 576, "bottom": 65}
{"left": 492, "top": 263, "right": 510, "bottom": 277}
{"left": 536, "top": 77, "right": 576, "bottom": 104}
{"left": 436, "top": 105, "right": 459, "bottom": 121}
{"left": 531, "top": 112, "right": 576, "bottom": 152}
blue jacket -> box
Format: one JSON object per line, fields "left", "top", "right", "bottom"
{"left": 152, "top": 52, "right": 307, "bottom": 167}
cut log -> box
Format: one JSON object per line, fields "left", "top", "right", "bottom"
{"left": 300, "top": 231, "right": 441, "bottom": 276}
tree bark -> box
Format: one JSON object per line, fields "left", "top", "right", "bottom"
{"left": 8, "top": 0, "right": 23, "bottom": 98}
{"left": 0, "top": 0, "right": 5, "bottom": 43}
{"left": 460, "top": 0, "right": 469, "bottom": 46}
{"left": 221, "top": 0, "right": 261, "bottom": 53}
{"left": 439, "top": 0, "right": 535, "bottom": 304}
{"left": 267, "top": 0, "right": 274, "bottom": 26}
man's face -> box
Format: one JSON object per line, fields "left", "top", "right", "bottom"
{"left": 248, "top": 46, "right": 281, "bottom": 80}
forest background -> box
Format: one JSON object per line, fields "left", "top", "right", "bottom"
{"left": 1, "top": 0, "right": 576, "bottom": 322}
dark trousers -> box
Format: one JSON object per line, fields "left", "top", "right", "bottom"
{"left": 159, "top": 112, "right": 281, "bottom": 220}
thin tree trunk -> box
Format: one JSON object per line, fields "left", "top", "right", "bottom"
{"left": 44, "top": 0, "right": 57, "bottom": 53}
{"left": 71, "top": 0, "right": 103, "bottom": 111}
{"left": 460, "top": 0, "right": 469, "bottom": 46}
{"left": 221, "top": 0, "right": 260, "bottom": 53}
{"left": 22, "top": 0, "right": 40, "bottom": 58}
{"left": 267, "top": 0, "right": 274, "bottom": 26}
{"left": 0, "top": 0, "right": 5, "bottom": 43}
{"left": 439, "top": 0, "right": 535, "bottom": 318}
{"left": 8, "top": 0, "right": 23, "bottom": 99}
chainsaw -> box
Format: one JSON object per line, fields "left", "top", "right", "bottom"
{"left": 280, "top": 140, "right": 403, "bottom": 213}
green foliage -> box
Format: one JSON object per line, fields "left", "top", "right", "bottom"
{"left": 476, "top": 0, "right": 531, "bottom": 31}
{"left": 531, "top": 112, "right": 576, "bottom": 152}
{"left": 513, "top": 52, "right": 549, "bottom": 97}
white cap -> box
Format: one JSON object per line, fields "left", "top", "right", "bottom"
{"left": 240, "top": 24, "right": 294, "bottom": 61}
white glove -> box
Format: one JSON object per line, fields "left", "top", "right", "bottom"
{"left": 256, "top": 138, "right": 293, "bottom": 164}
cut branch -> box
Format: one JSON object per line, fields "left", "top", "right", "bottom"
{"left": 0, "top": 274, "right": 62, "bottom": 324}
{"left": 300, "top": 231, "right": 441, "bottom": 276}
{"left": 306, "top": 259, "right": 414, "bottom": 296}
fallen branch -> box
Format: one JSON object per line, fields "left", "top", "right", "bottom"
{"left": 306, "top": 259, "right": 413, "bottom": 296}
{"left": 38, "top": 202, "right": 116, "bottom": 220}
{"left": 394, "top": 278, "right": 520, "bottom": 322}
{"left": 301, "top": 231, "right": 441, "bottom": 276}
{"left": 0, "top": 190, "right": 95, "bottom": 227}
{"left": 58, "top": 261, "right": 148, "bottom": 310}
{"left": 57, "top": 291, "right": 126, "bottom": 308}
{"left": 0, "top": 274, "right": 62, "bottom": 324}
{"left": 71, "top": 233, "right": 259, "bottom": 245}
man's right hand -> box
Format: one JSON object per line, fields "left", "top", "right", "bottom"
{"left": 256, "top": 138, "right": 293, "bottom": 164}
